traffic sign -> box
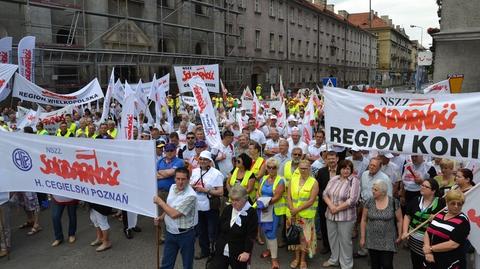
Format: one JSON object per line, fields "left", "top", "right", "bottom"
{"left": 322, "top": 77, "right": 337, "bottom": 87}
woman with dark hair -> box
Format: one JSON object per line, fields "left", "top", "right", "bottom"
{"left": 402, "top": 178, "right": 445, "bottom": 269}
{"left": 322, "top": 159, "right": 360, "bottom": 268}
{"left": 423, "top": 189, "right": 470, "bottom": 269}
{"left": 452, "top": 168, "right": 475, "bottom": 193}
{"left": 227, "top": 153, "right": 256, "bottom": 202}
{"left": 248, "top": 141, "right": 266, "bottom": 180}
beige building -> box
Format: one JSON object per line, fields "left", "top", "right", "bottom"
{"left": 348, "top": 12, "right": 413, "bottom": 87}
{"left": 0, "top": 0, "right": 376, "bottom": 94}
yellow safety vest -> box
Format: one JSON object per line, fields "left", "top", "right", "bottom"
{"left": 67, "top": 122, "right": 76, "bottom": 134}
{"left": 75, "top": 127, "right": 89, "bottom": 137}
{"left": 257, "top": 175, "right": 287, "bottom": 216}
{"left": 107, "top": 128, "right": 117, "bottom": 138}
{"left": 91, "top": 133, "right": 99, "bottom": 139}
{"left": 230, "top": 168, "right": 255, "bottom": 201}
{"left": 36, "top": 129, "right": 48, "bottom": 135}
{"left": 287, "top": 175, "right": 318, "bottom": 219}
{"left": 251, "top": 157, "right": 264, "bottom": 178}
{"left": 283, "top": 161, "right": 300, "bottom": 186}
{"left": 56, "top": 130, "right": 72, "bottom": 138}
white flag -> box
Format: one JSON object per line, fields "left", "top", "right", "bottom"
{"left": 301, "top": 94, "right": 317, "bottom": 145}
{"left": 18, "top": 36, "right": 35, "bottom": 82}
{"left": 270, "top": 86, "right": 276, "bottom": 99}
{"left": 100, "top": 68, "right": 115, "bottom": 123}
{"left": 119, "top": 82, "right": 136, "bottom": 140}
{"left": 463, "top": 184, "right": 480, "bottom": 252}
{"left": 422, "top": 80, "right": 450, "bottom": 94}
{"left": 0, "top": 64, "right": 17, "bottom": 102}
{"left": 279, "top": 75, "right": 285, "bottom": 101}
{"left": 188, "top": 76, "right": 222, "bottom": 149}
{"left": 0, "top": 37, "right": 13, "bottom": 101}
{"left": 277, "top": 100, "right": 287, "bottom": 131}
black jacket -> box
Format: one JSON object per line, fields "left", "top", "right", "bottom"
{"left": 315, "top": 166, "right": 335, "bottom": 208}
{"left": 214, "top": 204, "right": 257, "bottom": 258}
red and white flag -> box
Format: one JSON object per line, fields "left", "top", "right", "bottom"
{"left": 252, "top": 92, "right": 261, "bottom": 122}
{"left": 188, "top": 76, "right": 222, "bottom": 149}
{"left": 221, "top": 79, "right": 228, "bottom": 101}
{"left": 242, "top": 86, "right": 253, "bottom": 100}
{"left": 277, "top": 100, "right": 287, "bottom": 130}
{"left": 302, "top": 93, "right": 317, "bottom": 145}
{"left": 278, "top": 75, "right": 285, "bottom": 101}
{"left": 422, "top": 80, "right": 450, "bottom": 94}
{"left": 270, "top": 86, "right": 276, "bottom": 99}
{"left": 0, "top": 37, "right": 13, "bottom": 102}
{"left": 18, "top": 36, "right": 35, "bottom": 82}
{"left": 119, "top": 82, "right": 136, "bottom": 140}
{"left": 0, "top": 64, "right": 17, "bottom": 102}
{"left": 463, "top": 184, "right": 480, "bottom": 252}
{"left": 100, "top": 68, "right": 115, "bottom": 123}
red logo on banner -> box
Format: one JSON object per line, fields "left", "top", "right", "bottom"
{"left": 182, "top": 67, "right": 214, "bottom": 82}
{"left": 0, "top": 52, "right": 7, "bottom": 63}
{"left": 467, "top": 209, "right": 480, "bottom": 228}
{"left": 360, "top": 98, "right": 457, "bottom": 131}
{"left": 41, "top": 114, "right": 66, "bottom": 125}
{"left": 192, "top": 84, "right": 207, "bottom": 113}
{"left": 0, "top": 79, "right": 5, "bottom": 88}
{"left": 39, "top": 149, "right": 120, "bottom": 186}
{"left": 22, "top": 49, "right": 32, "bottom": 81}
{"left": 41, "top": 90, "right": 77, "bottom": 100}
{"left": 125, "top": 114, "right": 134, "bottom": 140}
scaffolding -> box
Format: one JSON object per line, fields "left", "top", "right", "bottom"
{"left": 0, "top": 0, "right": 245, "bottom": 91}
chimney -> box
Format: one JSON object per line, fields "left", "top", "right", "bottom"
{"left": 338, "top": 10, "right": 349, "bottom": 19}
{"left": 389, "top": 19, "right": 393, "bottom": 26}
{"left": 396, "top": 25, "right": 401, "bottom": 31}
{"left": 375, "top": 11, "right": 378, "bottom": 17}
{"left": 381, "top": 15, "right": 389, "bottom": 22}
{"left": 326, "top": 4, "right": 334, "bottom": 12}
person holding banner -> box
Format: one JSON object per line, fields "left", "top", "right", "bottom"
{"left": 401, "top": 178, "right": 445, "bottom": 269}
{"left": 190, "top": 151, "right": 224, "bottom": 260}
{"left": 423, "top": 189, "right": 470, "bottom": 269}
{"left": 35, "top": 122, "right": 48, "bottom": 135}
{"left": 56, "top": 122, "right": 73, "bottom": 138}
{"left": 154, "top": 167, "right": 198, "bottom": 269}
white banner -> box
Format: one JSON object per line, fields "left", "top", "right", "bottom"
{"left": 175, "top": 64, "right": 219, "bottom": 93}
{"left": 0, "top": 37, "right": 13, "bottom": 101}
{"left": 13, "top": 73, "right": 104, "bottom": 106}
{"left": 112, "top": 79, "right": 125, "bottom": 105}
{"left": 18, "top": 36, "right": 35, "bottom": 82}
{"left": 0, "top": 131, "right": 158, "bottom": 217}
{"left": 148, "top": 73, "right": 169, "bottom": 125}
{"left": 240, "top": 99, "right": 282, "bottom": 114}
{"left": 422, "top": 80, "right": 450, "bottom": 94}
{"left": 463, "top": 184, "right": 480, "bottom": 253}
{"left": 17, "top": 106, "right": 73, "bottom": 134}
{"left": 0, "top": 63, "right": 17, "bottom": 102}
{"left": 188, "top": 76, "right": 222, "bottom": 149}
{"left": 324, "top": 88, "right": 480, "bottom": 160}
{"left": 100, "top": 69, "right": 115, "bottom": 123}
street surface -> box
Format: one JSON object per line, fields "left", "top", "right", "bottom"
{"left": 0, "top": 204, "right": 420, "bottom": 269}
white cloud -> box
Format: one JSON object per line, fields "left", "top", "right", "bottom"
{"left": 328, "top": 0, "right": 439, "bottom": 48}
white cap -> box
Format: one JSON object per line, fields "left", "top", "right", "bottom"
{"left": 199, "top": 150, "right": 214, "bottom": 163}
{"left": 332, "top": 145, "right": 345, "bottom": 153}
{"left": 270, "top": 115, "right": 278, "bottom": 120}
{"left": 350, "top": 145, "right": 361, "bottom": 152}
{"left": 379, "top": 151, "right": 394, "bottom": 159}
{"left": 287, "top": 115, "right": 297, "bottom": 122}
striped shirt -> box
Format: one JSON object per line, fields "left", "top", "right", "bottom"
{"left": 323, "top": 175, "right": 360, "bottom": 222}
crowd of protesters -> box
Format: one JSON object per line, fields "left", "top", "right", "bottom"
{"left": 0, "top": 90, "right": 476, "bottom": 269}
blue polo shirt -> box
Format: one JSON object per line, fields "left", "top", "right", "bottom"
{"left": 156, "top": 157, "right": 185, "bottom": 191}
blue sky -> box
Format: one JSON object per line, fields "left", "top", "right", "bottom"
{"left": 329, "top": 0, "right": 439, "bottom": 48}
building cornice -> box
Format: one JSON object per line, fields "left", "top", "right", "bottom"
{"left": 433, "top": 29, "right": 480, "bottom": 41}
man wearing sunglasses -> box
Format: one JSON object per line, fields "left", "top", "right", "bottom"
{"left": 178, "top": 132, "right": 196, "bottom": 161}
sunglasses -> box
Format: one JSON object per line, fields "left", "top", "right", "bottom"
{"left": 187, "top": 137, "right": 195, "bottom": 140}
{"left": 421, "top": 184, "right": 432, "bottom": 189}
{"left": 267, "top": 166, "right": 277, "bottom": 170}
{"left": 292, "top": 153, "right": 302, "bottom": 156}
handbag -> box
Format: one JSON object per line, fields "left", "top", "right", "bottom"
{"left": 286, "top": 224, "right": 303, "bottom": 245}
{"left": 208, "top": 194, "right": 221, "bottom": 210}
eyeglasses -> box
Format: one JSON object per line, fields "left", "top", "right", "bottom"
{"left": 187, "top": 137, "right": 195, "bottom": 140}
{"left": 199, "top": 158, "right": 209, "bottom": 162}
{"left": 292, "top": 153, "right": 302, "bottom": 156}
{"left": 299, "top": 167, "right": 309, "bottom": 171}
{"left": 448, "top": 201, "right": 464, "bottom": 207}
{"left": 267, "top": 166, "right": 277, "bottom": 170}
{"left": 421, "top": 184, "right": 432, "bottom": 189}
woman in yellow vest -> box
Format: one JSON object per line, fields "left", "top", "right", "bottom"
{"left": 248, "top": 141, "right": 266, "bottom": 196}
{"left": 287, "top": 160, "right": 319, "bottom": 269}
{"left": 227, "top": 153, "right": 256, "bottom": 202}
{"left": 256, "top": 158, "right": 286, "bottom": 269}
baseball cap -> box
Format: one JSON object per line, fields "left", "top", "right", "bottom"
{"left": 199, "top": 150, "right": 214, "bottom": 163}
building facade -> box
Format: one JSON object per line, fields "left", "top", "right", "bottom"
{"left": 348, "top": 12, "right": 413, "bottom": 87}
{"left": 0, "top": 0, "right": 376, "bottom": 95}
{"left": 433, "top": 0, "right": 480, "bottom": 92}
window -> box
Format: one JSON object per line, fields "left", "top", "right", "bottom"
{"left": 269, "top": 33, "right": 275, "bottom": 51}
{"left": 306, "top": 41, "right": 310, "bottom": 57}
{"left": 254, "top": 0, "right": 261, "bottom": 13}
{"left": 195, "top": 0, "right": 204, "bottom": 15}
{"left": 290, "top": 37, "right": 295, "bottom": 54}
{"left": 278, "top": 1, "right": 284, "bottom": 19}
{"left": 227, "top": 23, "right": 233, "bottom": 34}
{"left": 289, "top": 7, "right": 295, "bottom": 24}
{"left": 239, "top": 26, "right": 245, "bottom": 47}
{"left": 269, "top": 0, "right": 275, "bottom": 17}
{"left": 313, "top": 42, "right": 317, "bottom": 57}
{"left": 159, "top": 0, "right": 170, "bottom": 8}
{"left": 290, "top": 67, "right": 295, "bottom": 83}
{"left": 278, "top": 35, "right": 284, "bottom": 52}
{"left": 298, "top": 9, "right": 302, "bottom": 26}
{"left": 255, "top": 30, "right": 261, "bottom": 49}
{"left": 238, "top": 0, "right": 246, "bottom": 9}
{"left": 298, "top": 40, "right": 302, "bottom": 55}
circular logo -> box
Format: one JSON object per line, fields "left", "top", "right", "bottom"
{"left": 12, "top": 148, "right": 33, "bottom": 171}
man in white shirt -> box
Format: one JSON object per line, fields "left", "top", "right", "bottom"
{"left": 345, "top": 147, "right": 369, "bottom": 178}
{"left": 378, "top": 152, "right": 401, "bottom": 197}
{"left": 181, "top": 113, "right": 196, "bottom": 133}
{"left": 176, "top": 121, "right": 189, "bottom": 147}
{"left": 0, "top": 192, "right": 10, "bottom": 257}
{"left": 287, "top": 128, "right": 307, "bottom": 155}
{"left": 306, "top": 130, "right": 325, "bottom": 163}
{"left": 264, "top": 128, "right": 280, "bottom": 158}
{"left": 215, "top": 130, "right": 235, "bottom": 179}
{"left": 401, "top": 155, "right": 431, "bottom": 205}
{"left": 247, "top": 117, "right": 266, "bottom": 147}
{"left": 190, "top": 151, "right": 224, "bottom": 259}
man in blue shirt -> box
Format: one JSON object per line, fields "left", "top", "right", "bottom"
{"left": 156, "top": 143, "right": 185, "bottom": 243}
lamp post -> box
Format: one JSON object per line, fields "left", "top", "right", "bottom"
{"left": 410, "top": 25, "right": 424, "bottom": 49}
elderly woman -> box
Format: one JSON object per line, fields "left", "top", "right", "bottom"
{"left": 434, "top": 159, "right": 456, "bottom": 195}
{"left": 322, "top": 160, "right": 360, "bottom": 269}
{"left": 423, "top": 189, "right": 470, "bottom": 269}
{"left": 452, "top": 168, "right": 475, "bottom": 193}
{"left": 208, "top": 184, "right": 258, "bottom": 269}
{"left": 227, "top": 153, "right": 256, "bottom": 202}
{"left": 287, "top": 160, "right": 319, "bottom": 269}
{"left": 360, "top": 180, "right": 403, "bottom": 269}
{"left": 402, "top": 178, "right": 445, "bottom": 269}
{"left": 256, "top": 158, "right": 286, "bottom": 269}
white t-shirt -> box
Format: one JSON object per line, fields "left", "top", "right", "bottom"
{"left": 177, "top": 131, "right": 187, "bottom": 147}
{"left": 190, "top": 167, "right": 224, "bottom": 211}
{"left": 346, "top": 156, "right": 369, "bottom": 178}
{"left": 287, "top": 138, "right": 308, "bottom": 155}
{"left": 216, "top": 143, "right": 235, "bottom": 178}
{"left": 181, "top": 145, "right": 196, "bottom": 161}
{"left": 250, "top": 129, "right": 266, "bottom": 145}
{"left": 307, "top": 143, "right": 323, "bottom": 161}
{"left": 265, "top": 139, "right": 280, "bottom": 155}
